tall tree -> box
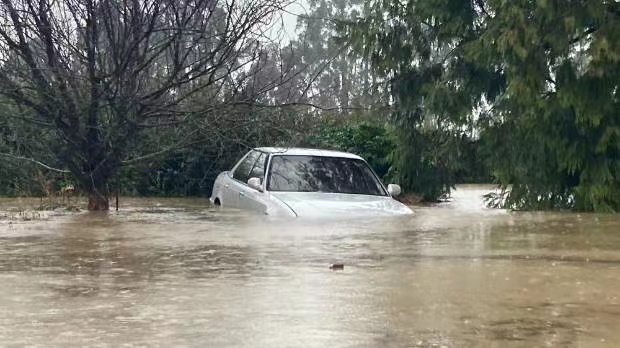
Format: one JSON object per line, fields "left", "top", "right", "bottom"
{"left": 0, "top": 0, "right": 285, "bottom": 210}
{"left": 294, "top": 0, "right": 386, "bottom": 111}
{"left": 341, "top": 0, "right": 619, "bottom": 211}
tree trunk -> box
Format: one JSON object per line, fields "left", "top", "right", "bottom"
{"left": 76, "top": 152, "right": 117, "bottom": 211}
{"left": 88, "top": 191, "right": 109, "bottom": 211}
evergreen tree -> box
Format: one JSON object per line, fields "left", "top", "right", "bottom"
{"left": 341, "top": 0, "right": 619, "bottom": 211}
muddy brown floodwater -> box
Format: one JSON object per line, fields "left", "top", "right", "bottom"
{"left": 0, "top": 185, "right": 619, "bottom": 347}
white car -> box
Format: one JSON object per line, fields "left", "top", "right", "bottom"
{"left": 209, "top": 147, "right": 413, "bottom": 217}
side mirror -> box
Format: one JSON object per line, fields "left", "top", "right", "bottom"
{"left": 387, "top": 184, "right": 401, "bottom": 197}
{"left": 247, "top": 177, "right": 263, "bottom": 192}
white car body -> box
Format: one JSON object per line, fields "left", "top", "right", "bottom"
{"left": 209, "top": 147, "right": 413, "bottom": 217}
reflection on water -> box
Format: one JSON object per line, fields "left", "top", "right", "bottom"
{"left": 0, "top": 186, "right": 619, "bottom": 347}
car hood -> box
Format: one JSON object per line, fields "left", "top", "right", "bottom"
{"left": 269, "top": 192, "right": 413, "bottom": 217}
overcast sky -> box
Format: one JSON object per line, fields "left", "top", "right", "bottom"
{"left": 266, "top": 1, "right": 309, "bottom": 43}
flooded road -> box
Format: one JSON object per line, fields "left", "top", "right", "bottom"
{"left": 1, "top": 185, "right": 619, "bottom": 347}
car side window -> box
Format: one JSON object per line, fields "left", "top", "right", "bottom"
{"left": 232, "top": 151, "right": 260, "bottom": 183}
{"left": 248, "top": 152, "right": 267, "bottom": 181}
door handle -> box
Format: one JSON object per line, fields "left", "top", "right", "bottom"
{"left": 224, "top": 184, "right": 230, "bottom": 188}
{"left": 239, "top": 192, "right": 246, "bottom": 197}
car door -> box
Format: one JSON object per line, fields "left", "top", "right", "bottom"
{"left": 227, "top": 150, "right": 261, "bottom": 209}
{"left": 238, "top": 152, "right": 269, "bottom": 213}
{"left": 227, "top": 150, "right": 264, "bottom": 209}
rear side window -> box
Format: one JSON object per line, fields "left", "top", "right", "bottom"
{"left": 233, "top": 151, "right": 261, "bottom": 183}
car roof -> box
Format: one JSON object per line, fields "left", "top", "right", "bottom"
{"left": 255, "top": 147, "right": 363, "bottom": 160}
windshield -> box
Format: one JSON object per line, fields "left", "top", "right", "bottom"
{"left": 267, "top": 155, "right": 387, "bottom": 196}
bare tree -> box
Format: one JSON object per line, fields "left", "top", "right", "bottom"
{"left": 0, "top": 0, "right": 286, "bottom": 210}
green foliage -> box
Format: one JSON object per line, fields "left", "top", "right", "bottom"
{"left": 456, "top": 137, "right": 491, "bottom": 184}
{"left": 0, "top": 99, "right": 60, "bottom": 196}
{"left": 335, "top": 0, "right": 496, "bottom": 201}
{"left": 388, "top": 127, "right": 490, "bottom": 201}
{"left": 341, "top": 0, "right": 619, "bottom": 211}
{"left": 473, "top": 0, "right": 620, "bottom": 212}
{"left": 120, "top": 147, "right": 237, "bottom": 197}
{"left": 303, "top": 121, "right": 394, "bottom": 179}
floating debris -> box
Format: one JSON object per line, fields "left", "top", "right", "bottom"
{"left": 329, "top": 263, "right": 344, "bottom": 270}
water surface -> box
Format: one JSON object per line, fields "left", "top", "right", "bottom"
{"left": 1, "top": 186, "right": 619, "bottom": 347}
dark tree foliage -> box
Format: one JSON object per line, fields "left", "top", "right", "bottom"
{"left": 121, "top": 106, "right": 320, "bottom": 197}
{"left": 340, "top": 0, "right": 619, "bottom": 211}
{"left": 0, "top": 97, "right": 71, "bottom": 196}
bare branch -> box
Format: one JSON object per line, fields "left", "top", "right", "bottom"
{"left": 0, "top": 153, "right": 70, "bottom": 173}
